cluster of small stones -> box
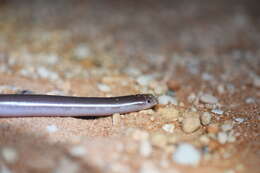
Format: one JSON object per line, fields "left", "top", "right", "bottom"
{"left": 123, "top": 87, "right": 245, "bottom": 171}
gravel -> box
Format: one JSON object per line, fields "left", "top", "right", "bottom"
{"left": 172, "top": 143, "right": 201, "bottom": 166}
{"left": 200, "top": 94, "right": 218, "bottom": 104}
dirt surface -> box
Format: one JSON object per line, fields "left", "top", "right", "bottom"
{"left": 0, "top": 0, "right": 259, "bottom": 173}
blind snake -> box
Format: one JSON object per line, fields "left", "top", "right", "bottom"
{"left": 0, "top": 94, "right": 158, "bottom": 117}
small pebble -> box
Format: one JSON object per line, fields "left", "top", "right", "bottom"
{"left": 69, "top": 145, "right": 87, "bottom": 157}
{"left": 151, "top": 133, "right": 168, "bottom": 148}
{"left": 97, "top": 83, "right": 111, "bottom": 92}
{"left": 136, "top": 75, "right": 154, "bottom": 86}
{"left": 139, "top": 140, "right": 152, "bottom": 157}
{"left": 245, "top": 97, "right": 255, "bottom": 104}
{"left": 139, "top": 161, "right": 159, "bottom": 173}
{"left": 187, "top": 93, "right": 196, "bottom": 103}
{"left": 217, "top": 132, "right": 228, "bottom": 144}
{"left": 37, "top": 66, "right": 59, "bottom": 81}
{"left": 172, "top": 143, "right": 201, "bottom": 166}
{"left": 234, "top": 117, "right": 245, "bottom": 123}
{"left": 46, "top": 125, "right": 58, "bottom": 133}
{"left": 182, "top": 114, "right": 201, "bottom": 133}
{"left": 1, "top": 147, "right": 18, "bottom": 163}
{"left": 200, "top": 94, "right": 218, "bottom": 104}
{"left": 73, "top": 44, "right": 91, "bottom": 59}
{"left": 162, "top": 124, "right": 175, "bottom": 133}
{"left": 200, "top": 112, "right": 212, "bottom": 125}
{"left": 221, "top": 121, "right": 233, "bottom": 131}
{"left": 158, "top": 95, "right": 178, "bottom": 105}
{"left": 199, "top": 135, "right": 210, "bottom": 145}
{"left": 211, "top": 109, "right": 224, "bottom": 115}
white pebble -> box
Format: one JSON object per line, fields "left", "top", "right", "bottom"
{"left": 97, "top": 83, "right": 111, "bottom": 92}
{"left": 172, "top": 143, "right": 201, "bottom": 166}
{"left": 73, "top": 44, "right": 91, "bottom": 59}
{"left": 221, "top": 121, "right": 233, "bottom": 131}
{"left": 158, "top": 95, "right": 178, "bottom": 105}
{"left": 200, "top": 112, "right": 212, "bottom": 125}
{"left": 69, "top": 146, "right": 87, "bottom": 157}
{"left": 1, "top": 147, "right": 18, "bottom": 163}
{"left": 139, "top": 161, "right": 159, "bottom": 173}
{"left": 139, "top": 140, "right": 152, "bottom": 157}
{"left": 46, "top": 125, "right": 58, "bottom": 133}
{"left": 200, "top": 94, "right": 218, "bottom": 104}
{"left": 234, "top": 117, "right": 245, "bottom": 123}
{"left": 136, "top": 75, "right": 154, "bottom": 86}
{"left": 245, "top": 97, "right": 255, "bottom": 104}
{"left": 162, "top": 124, "right": 175, "bottom": 133}
{"left": 217, "top": 132, "right": 228, "bottom": 144}
{"left": 211, "top": 109, "right": 224, "bottom": 115}
{"left": 37, "top": 67, "right": 59, "bottom": 81}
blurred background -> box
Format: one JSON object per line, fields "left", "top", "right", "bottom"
{"left": 0, "top": 0, "right": 259, "bottom": 75}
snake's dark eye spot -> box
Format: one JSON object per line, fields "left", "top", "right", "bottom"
{"left": 147, "top": 100, "right": 151, "bottom": 104}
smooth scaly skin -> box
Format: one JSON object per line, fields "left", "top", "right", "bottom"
{"left": 0, "top": 94, "right": 158, "bottom": 117}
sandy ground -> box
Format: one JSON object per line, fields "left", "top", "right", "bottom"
{"left": 0, "top": 0, "right": 259, "bottom": 173}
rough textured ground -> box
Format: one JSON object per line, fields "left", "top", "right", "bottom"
{"left": 0, "top": 0, "right": 259, "bottom": 173}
